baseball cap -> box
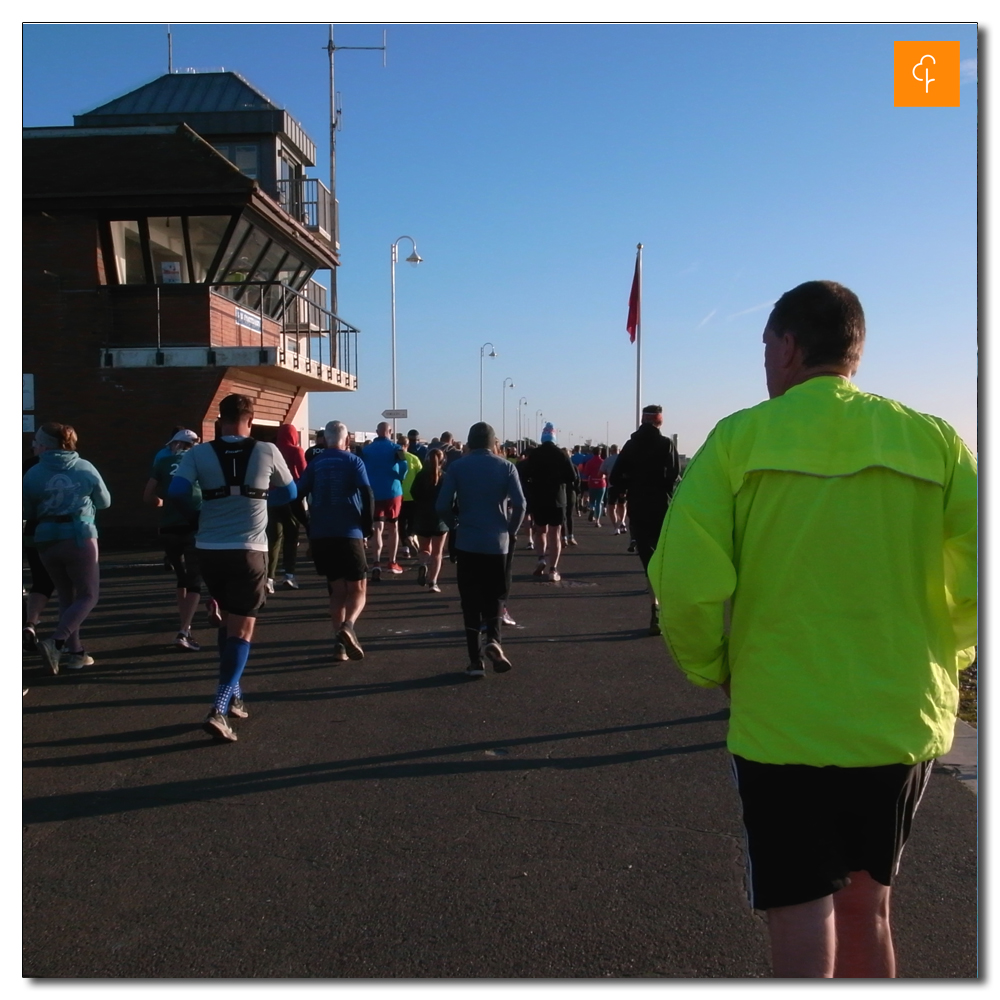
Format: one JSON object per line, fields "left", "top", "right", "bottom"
{"left": 168, "top": 429, "right": 199, "bottom": 446}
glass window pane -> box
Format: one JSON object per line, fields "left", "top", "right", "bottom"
{"left": 109, "top": 220, "right": 145, "bottom": 284}
{"left": 186, "top": 216, "right": 233, "bottom": 282}
{"left": 221, "top": 222, "right": 267, "bottom": 284}
{"left": 147, "top": 217, "right": 187, "bottom": 284}
{"left": 233, "top": 144, "right": 259, "bottom": 180}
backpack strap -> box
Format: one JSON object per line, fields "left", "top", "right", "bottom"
{"left": 202, "top": 438, "right": 269, "bottom": 501}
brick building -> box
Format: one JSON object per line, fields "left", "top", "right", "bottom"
{"left": 23, "top": 71, "right": 359, "bottom": 543}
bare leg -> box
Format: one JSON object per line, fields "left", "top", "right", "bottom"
{"left": 386, "top": 520, "right": 400, "bottom": 564}
{"left": 428, "top": 535, "right": 446, "bottom": 584}
{"left": 832, "top": 872, "right": 895, "bottom": 978}
{"left": 25, "top": 592, "right": 49, "bottom": 625}
{"left": 221, "top": 611, "right": 256, "bottom": 642}
{"left": 544, "top": 524, "right": 563, "bottom": 572}
{"left": 329, "top": 579, "right": 367, "bottom": 628}
{"left": 372, "top": 521, "right": 385, "bottom": 565}
{"left": 178, "top": 589, "right": 201, "bottom": 632}
{"left": 767, "top": 895, "right": 836, "bottom": 978}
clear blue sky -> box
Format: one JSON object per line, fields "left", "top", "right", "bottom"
{"left": 22, "top": 22, "right": 978, "bottom": 454}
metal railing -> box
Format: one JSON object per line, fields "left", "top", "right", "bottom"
{"left": 275, "top": 178, "right": 332, "bottom": 239}
{"left": 210, "top": 279, "right": 358, "bottom": 382}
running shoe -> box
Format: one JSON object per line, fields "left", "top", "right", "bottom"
{"left": 548, "top": 569, "right": 562, "bottom": 582}
{"left": 525, "top": 539, "right": 534, "bottom": 550}
{"left": 532, "top": 561, "right": 547, "bottom": 577}
{"left": 627, "top": 539, "right": 637, "bottom": 553}
{"left": 501, "top": 609, "right": 517, "bottom": 626}
{"left": 37, "top": 637, "right": 62, "bottom": 676}
{"left": 281, "top": 574, "right": 300, "bottom": 590}
{"left": 266, "top": 578, "right": 276, "bottom": 594}
{"left": 370, "top": 565, "right": 382, "bottom": 583}
{"left": 228, "top": 697, "right": 249, "bottom": 719}
{"left": 22, "top": 624, "right": 37, "bottom": 653}
{"left": 337, "top": 623, "right": 365, "bottom": 661}
{"left": 427, "top": 582, "right": 442, "bottom": 593}
{"left": 175, "top": 631, "right": 201, "bottom": 652}
{"left": 416, "top": 564, "right": 428, "bottom": 587}
{"left": 204, "top": 709, "right": 238, "bottom": 742}
{"left": 484, "top": 640, "right": 512, "bottom": 673}
{"left": 205, "top": 599, "right": 223, "bottom": 627}
{"left": 465, "top": 660, "right": 486, "bottom": 678}
{"left": 332, "top": 642, "right": 349, "bottom": 662}
{"left": 649, "top": 606, "right": 661, "bottom": 636}
{"left": 386, "top": 562, "right": 404, "bottom": 574}
{"left": 63, "top": 651, "right": 95, "bottom": 670}
{"left": 567, "top": 536, "right": 578, "bottom": 546}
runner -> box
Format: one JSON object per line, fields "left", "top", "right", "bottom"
{"left": 610, "top": 404, "right": 680, "bottom": 634}
{"left": 143, "top": 428, "right": 220, "bottom": 651}
{"left": 23, "top": 422, "right": 111, "bottom": 674}
{"left": 436, "top": 422, "right": 525, "bottom": 676}
{"left": 581, "top": 446, "right": 609, "bottom": 527}
{"left": 410, "top": 447, "right": 449, "bottom": 593}
{"left": 397, "top": 435, "right": 423, "bottom": 560}
{"left": 361, "top": 422, "right": 408, "bottom": 581}
{"left": 168, "top": 394, "right": 294, "bottom": 742}
{"left": 518, "top": 422, "right": 576, "bottom": 582}
{"left": 602, "top": 444, "right": 627, "bottom": 534}
{"left": 295, "top": 420, "right": 374, "bottom": 663}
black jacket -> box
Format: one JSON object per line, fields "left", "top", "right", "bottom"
{"left": 610, "top": 423, "right": 679, "bottom": 523}
{"left": 519, "top": 442, "right": 577, "bottom": 508}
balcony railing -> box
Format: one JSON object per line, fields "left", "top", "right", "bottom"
{"left": 275, "top": 177, "right": 333, "bottom": 242}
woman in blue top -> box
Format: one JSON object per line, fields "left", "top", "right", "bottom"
{"left": 22, "top": 422, "right": 111, "bottom": 674}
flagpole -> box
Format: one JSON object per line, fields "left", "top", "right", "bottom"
{"left": 634, "top": 243, "right": 643, "bottom": 428}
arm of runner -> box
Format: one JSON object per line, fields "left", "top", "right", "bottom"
{"left": 940, "top": 425, "right": 978, "bottom": 665}
{"left": 295, "top": 462, "right": 314, "bottom": 501}
{"left": 647, "top": 429, "right": 736, "bottom": 689}
{"left": 267, "top": 447, "right": 296, "bottom": 505}
{"left": 435, "top": 470, "right": 458, "bottom": 530}
{"left": 143, "top": 477, "right": 163, "bottom": 507}
{"left": 355, "top": 457, "right": 375, "bottom": 538}
{"left": 506, "top": 465, "right": 527, "bottom": 537}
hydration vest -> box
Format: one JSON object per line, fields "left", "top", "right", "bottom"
{"left": 202, "top": 438, "right": 270, "bottom": 501}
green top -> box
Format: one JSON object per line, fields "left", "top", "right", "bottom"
{"left": 401, "top": 451, "right": 423, "bottom": 502}
{"left": 151, "top": 451, "right": 202, "bottom": 530}
{"left": 648, "top": 377, "right": 977, "bottom": 767}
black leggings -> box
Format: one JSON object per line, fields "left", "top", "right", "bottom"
{"left": 455, "top": 550, "right": 506, "bottom": 662}
{"left": 25, "top": 544, "right": 55, "bottom": 598}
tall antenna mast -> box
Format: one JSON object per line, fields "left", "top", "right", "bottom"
{"left": 167, "top": 24, "right": 173, "bottom": 74}
{"left": 323, "top": 25, "right": 386, "bottom": 313}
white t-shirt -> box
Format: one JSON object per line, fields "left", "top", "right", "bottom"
{"left": 174, "top": 437, "right": 292, "bottom": 551}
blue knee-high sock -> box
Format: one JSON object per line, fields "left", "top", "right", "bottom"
{"left": 214, "top": 637, "right": 250, "bottom": 714}
{"left": 214, "top": 627, "right": 241, "bottom": 698}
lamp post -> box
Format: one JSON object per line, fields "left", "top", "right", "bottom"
{"left": 517, "top": 396, "right": 527, "bottom": 453}
{"left": 390, "top": 236, "right": 422, "bottom": 435}
{"left": 501, "top": 378, "right": 515, "bottom": 448}
{"left": 535, "top": 409, "right": 543, "bottom": 445}
{"left": 479, "top": 342, "right": 497, "bottom": 422}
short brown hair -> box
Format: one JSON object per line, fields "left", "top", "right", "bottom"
{"left": 219, "top": 393, "right": 254, "bottom": 422}
{"left": 37, "top": 421, "right": 78, "bottom": 451}
{"left": 767, "top": 281, "right": 865, "bottom": 369}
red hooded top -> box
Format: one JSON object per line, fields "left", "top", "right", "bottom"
{"left": 276, "top": 424, "right": 307, "bottom": 480}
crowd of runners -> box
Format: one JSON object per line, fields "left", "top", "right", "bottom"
{"left": 22, "top": 402, "right": 681, "bottom": 739}
{"left": 22, "top": 280, "right": 979, "bottom": 979}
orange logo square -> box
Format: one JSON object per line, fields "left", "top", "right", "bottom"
{"left": 894, "top": 41, "right": 961, "bottom": 107}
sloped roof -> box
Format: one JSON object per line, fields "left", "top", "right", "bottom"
{"left": 81, "top": 71, "right": 281, "bottom": 117}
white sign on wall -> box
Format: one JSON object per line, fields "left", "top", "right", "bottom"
{"left": 235, "top": 307, "right": 262, "bottom": 333}
{"left": 160, "top": 261, "right": 182, "bottom": 284}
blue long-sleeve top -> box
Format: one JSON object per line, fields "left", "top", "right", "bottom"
{"left": 23, "top": 450, "right": 111, "bottom": 546}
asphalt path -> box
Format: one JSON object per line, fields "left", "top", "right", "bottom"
{"left": 22, "top": 524, "right": 977, "bottom": 978}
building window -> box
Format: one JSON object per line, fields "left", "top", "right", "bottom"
{"left": 213, "top": 143, "right": 260, "bottom": 181}
{"left": 186, "top": 217, "right": 234, "bottom": 282}
{"left": 147, "top": 217, "right": 187, "bottom": 283}
{"left": 109, "top": 221, "right": 145, "bottom": 284}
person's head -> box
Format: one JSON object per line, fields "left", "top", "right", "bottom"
{"left": 396, "top": 434, "right": 409, "bottom": 450}
{"left": 324, "top": 420, "right": 349, "bottom": 450}
{"left": 609, "top": 443, "right": 619, "bottom": 455}
{"left": 376, "top": 421, "right": 390, "bottom": 439}
{"left": 218, "top": 394, "right": 254, "bottom": 433}
{"left": 467, "top": 422, "right": 496, "bottom": 451}
{"left": 407, "top": 429, "right": 420, "bottom": 443}
{"left": 440, "top": 431, "right": 453, "bottom": 445}
{"left": 598, "top": 445, "right": 608, "bottom": 460}
{"left": 763, "top": 280, "right": 865, "bottom": 398}
{"left": 641, "top": 405, "right": 663, "bottom": 428}
{"left": 314, "top": 428, "right": 326, "bottom": 447}
{"left": 572, "top": 445, "right": 580, "bottom": 454}
{"left": 540, "top": 422, "right": 556, "bottom": 444}
{"left": 168, "top": 428, "right": 199, "bottom": 454}
{"left": 33, "top": 422, "right": 77, "bottom": 454}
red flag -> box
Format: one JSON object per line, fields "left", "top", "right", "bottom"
{"left": 626, "top": 256, "right": 640, "bottom": 343}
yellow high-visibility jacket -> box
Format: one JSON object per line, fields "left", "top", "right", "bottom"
{"left": 648, "top": 376, "right": 977, "bottom": 767}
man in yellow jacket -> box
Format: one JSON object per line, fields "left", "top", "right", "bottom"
{"left": 648, "top": 280, "right": 977, "bottom": 978}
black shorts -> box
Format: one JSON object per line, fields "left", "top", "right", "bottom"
{"left": 161, "top": 530, "right": 202, "bottom": 593}
{"left": 527, "top": 504, "right": 564, "bottom": 527}
{"left": 607, "top": 486, "right": 626, "bottom": 505}
{"left": 311, "top": 536, "right": 368, "bottom": 583}
{"left": 198, "top": 549, "right": 268, "bottom": 617}
{"left": 731, "top": 755, "right": 934, "bottom": 911}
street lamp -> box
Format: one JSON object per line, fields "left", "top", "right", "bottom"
{"left": 518, "top": 396, "right": 528, "bottom": 452}
{"left": 535, "top": 409, "right": 543, "bottom": 444}
{"left": 390, "top": 236, "right": 422, "bottom": 435}
{"left": 501, "top": 377, "right": 515, "bottom": 447}
{"left": 479, "top": 342, "right": 497, "bottom": 422}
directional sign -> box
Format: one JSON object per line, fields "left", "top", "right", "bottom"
{"left": 381, "top": 409, "right": 408, "bottom": 419}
